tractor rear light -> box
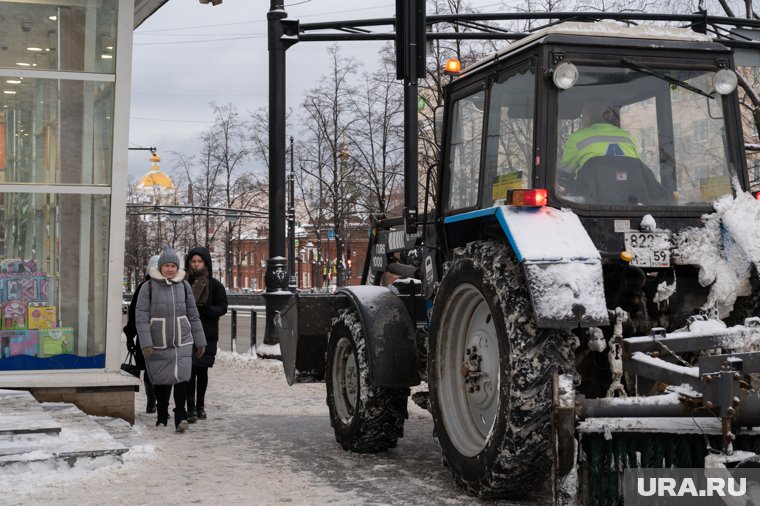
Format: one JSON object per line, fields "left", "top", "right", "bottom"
{"left": 507, "top": 188, "right": 548, "bottom": 207}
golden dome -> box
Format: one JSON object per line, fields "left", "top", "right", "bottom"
{"left": 136, "top": 169, "right": 176, "bottom": 190}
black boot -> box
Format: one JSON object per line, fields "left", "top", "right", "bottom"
{"left": 187, "top": 402, "right": 198, "bottom": 424}
{"left": 156, "top": 403, "right": 168, "bottom": 426}
{"left": 144, "top": 373, "right": 156, "bottom": 414}
{"left": 197, "top": 406, "right": 207, "bottom": 420}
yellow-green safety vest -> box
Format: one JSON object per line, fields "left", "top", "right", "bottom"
{"left": 561, "top": 122, "right": 640, "bottom": 174}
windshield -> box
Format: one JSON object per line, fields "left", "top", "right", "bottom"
{"left": 555, "top": 64, "right": 734, "bottom": 207}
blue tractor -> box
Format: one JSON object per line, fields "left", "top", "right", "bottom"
{"left": 266, "top": 3, "right": 760, "bottom": 502}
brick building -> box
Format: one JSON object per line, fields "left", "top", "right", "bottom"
{"left": 231, "top": 224, "right": 370, "bottom": 291}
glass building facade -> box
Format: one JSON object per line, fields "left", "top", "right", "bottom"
{"left": 0, "top": 0, "right": 130, "bottom": 373}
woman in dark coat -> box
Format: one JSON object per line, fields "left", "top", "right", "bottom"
{"left": 184, "top": 246, "right": 228, "bottom": 421}
{"left": 123, "top": 254, "right": 160, "bottom": 413}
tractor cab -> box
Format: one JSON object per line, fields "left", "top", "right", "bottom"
{"left": 441, "top": 21, "right": 746, "bottom": 232}
{"left": 439, "top": 21, "right": 752, "bottom": 331}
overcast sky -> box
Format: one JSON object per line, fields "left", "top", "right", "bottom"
{"left": 128, "top": 0, "right": 401, "bottom": 180}
{"left": 127, "top": 0, "right": 517, "bottom": 181}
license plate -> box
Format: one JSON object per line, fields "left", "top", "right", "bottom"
{"left": 623, "top": 231, "right": 670, "bottom": 267}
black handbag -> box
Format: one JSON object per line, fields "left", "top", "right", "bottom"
{"left": 120, "top": 350, "right": 141, "bottom": 378}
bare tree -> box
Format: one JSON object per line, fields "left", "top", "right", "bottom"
{"left": 205, "top": 103, "right": 259, "bottom": 287}
{"left": 171, "top": 103, "right": 259, "bottom": 286}
{"left": 174, "top": 131, "right": 224, "bottom": 248}
{"left": 346, "top": 54, "right": 404, "bottom": 217}
{"left": 299, "top": 45, "right": 364, "bottom": 286}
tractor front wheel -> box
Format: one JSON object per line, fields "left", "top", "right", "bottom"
{"left": 428, "top": 240, "right": 576, "bottom": 498}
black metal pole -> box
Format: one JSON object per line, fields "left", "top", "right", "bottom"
{"left": 266, "top": 0, "right": 288, "bottom": 293}
{"left": 401, "top": 0, "right": 423, "bottom": 234}
{"left": 264, "top": 0, "right": 290, "bottom": 346}
{"left": 288, "top": 136, "right": 296, "bottom": 291}
{"left": 250, "top": 309, "right": 257, "bottom": 355}
{"left": 403, "top": 80, "right": 418, "bottom": 234}
{"left": 231, "top": 309, "right": 238, "bottom": 353}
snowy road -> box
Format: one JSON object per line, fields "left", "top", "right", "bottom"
{"left": 10, "top": 353, "right": 549, "bottom": 505}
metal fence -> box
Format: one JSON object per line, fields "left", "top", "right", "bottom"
{"left": 122, "top": 301, "right": 265, "bottom": 356}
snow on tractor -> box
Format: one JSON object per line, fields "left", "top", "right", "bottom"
{"left": 265, "top": 3, "right": 760, "bottom": 503}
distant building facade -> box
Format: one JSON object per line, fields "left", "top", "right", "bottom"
{"left": 231, "top": 225, "right": 370, "bottom": 290}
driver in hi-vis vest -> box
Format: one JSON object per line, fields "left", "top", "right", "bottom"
{"left": 560, "top": 101, "right": 641, "bottom": 175}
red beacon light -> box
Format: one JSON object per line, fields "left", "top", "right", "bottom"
{"left": 506, "top": 188, "right": 548, "bottom": 207}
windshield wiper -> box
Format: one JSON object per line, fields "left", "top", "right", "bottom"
{"left": 621, "top": 58, "right": 714, "bottom": 100}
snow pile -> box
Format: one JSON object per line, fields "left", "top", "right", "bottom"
{"left": 525, "top": 260, "right": 609, "bottom": 325}
{"left": 558, "top": 373, "right": 575, "bottom": 408}
{"left": 705, "top": 450, "right": 760, "bottom": 469}
{"left": 3, "top": 423, "right": 157, "bottom": 503}
{"left": 640, "top": 214, "right": 656, "bottom": 232}
{"left": 673, "top": 188, "right": 760, "bottom": 317}
{"left": 216, "top": 350, "right": 284, "bottom": 378}
{"left": 688, "top": 318, "right": 728, "bottom": 334}
{"left": 257, "top": 342, "right": 282, "bottom": 357}
{"left": 721, "top": 324, "right": 760, "bottom": 353}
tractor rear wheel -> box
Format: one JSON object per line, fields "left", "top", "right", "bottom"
{"left": 325, "top": 307, "right": 409, "bottom": 452}
{"left": 428, "top": 240, "right": 576, "bottom": 498}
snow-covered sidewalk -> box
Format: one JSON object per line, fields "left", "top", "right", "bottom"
{"left": 6, "top": 351, "right": 539, "bottom": 505}
{"left": 5, "top": 352, "right": 351, "bottom": 505}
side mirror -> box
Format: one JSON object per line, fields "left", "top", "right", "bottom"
{"left": 434, "top": 105, "right": 444, "bottom": 146}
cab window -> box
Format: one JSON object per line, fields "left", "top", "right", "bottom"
{"left": 446, "top": 91, "right": 485, "bottom": 210}
{"left": 483, "top": 65, "right": 536, "bottom": 206}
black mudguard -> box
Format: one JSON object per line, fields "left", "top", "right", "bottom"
{"left": 338, "top": 286, "right": 420, "bottom": 388}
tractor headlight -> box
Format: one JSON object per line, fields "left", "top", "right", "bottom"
{"left": 553, "top": 62, "right": 578, "bottom": 90}
{"left": 712, "top": 69, "right": 738, "bottom": 95}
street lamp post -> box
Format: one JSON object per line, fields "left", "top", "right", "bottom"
{"left": 123, "top": 252, "right": 138, "bottom": 293}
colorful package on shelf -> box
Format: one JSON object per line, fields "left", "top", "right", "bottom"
{"left": 0, "top": 258, "right": 37, "bottom": 274}
{"left": 6, "top": 278, "right": 20, "bottom": 301}
{"left": 38, "top": 327, "right": 74, "bottom": 357}
{"left": 0, "top": 272, "right": 47, "bottom": 302}
{"left": 2, "top": 301, "right": 26, "bottom": 329}
{"left": 1, "top": 330, "right": 38, "bottom": 357}
{"left": 27, "top": 303, "right": 57, "bottom": 329}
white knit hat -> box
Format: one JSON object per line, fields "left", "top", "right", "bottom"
{"left": 147, "top": 255, "right": 160, "bottom": 270}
